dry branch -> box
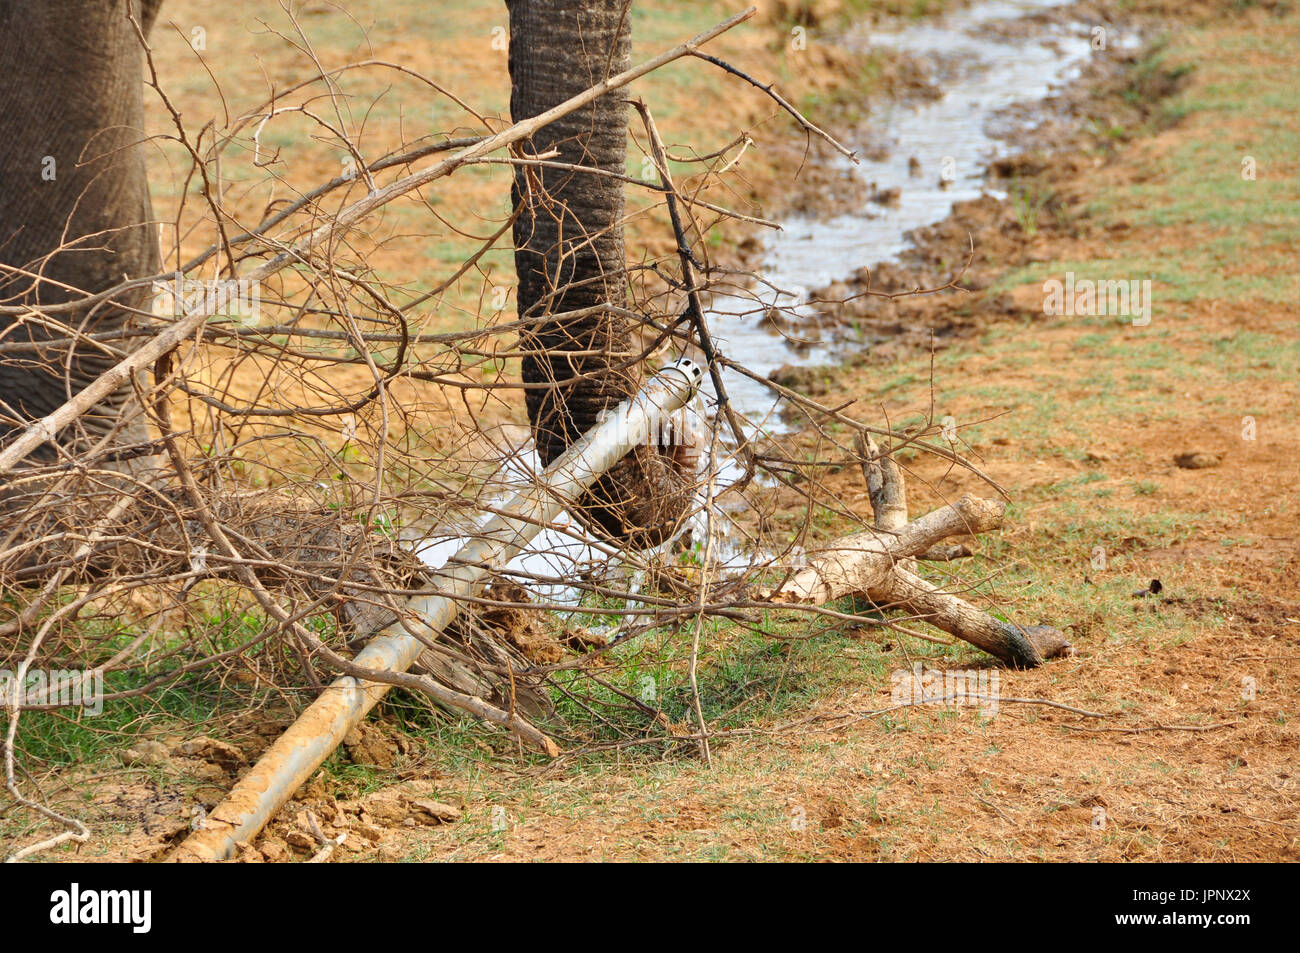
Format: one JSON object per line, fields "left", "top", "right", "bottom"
{"left": 763, "top": 440, "right": 1073, "bottom": 668}
{"left": 0, "top": 6, "right": 754, "bottom": 479}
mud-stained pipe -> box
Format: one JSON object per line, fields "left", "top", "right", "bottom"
{"left": 168, "top": 360, "right": 705, "bottom": 862}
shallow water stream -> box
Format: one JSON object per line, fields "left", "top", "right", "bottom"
{"left": 713, "top": 0, "right": 1126, "bottom": 425}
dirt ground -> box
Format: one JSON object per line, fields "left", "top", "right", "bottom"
{"left": 5, "top": 0, "right": 1298, "bottom": 862}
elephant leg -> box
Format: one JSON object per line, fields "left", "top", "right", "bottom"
{"left": 507, "top": 0, "right": 697, "bottom": 549}
{"left": 0, "top": 1, "right": 162, "bottom": 473}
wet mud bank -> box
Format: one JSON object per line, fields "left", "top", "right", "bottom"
{"left": 704, "top": 0, "right": 1191, "bottom": 427}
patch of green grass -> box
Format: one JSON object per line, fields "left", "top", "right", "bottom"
{"left": 13, "top": 671, "right": 226, "bottom": 769}
{"left": 1010, "top": 181, "right": 1053, "bottom": 237}
{"left": 995, "top": 26, "right": 1300, "bottom": 304}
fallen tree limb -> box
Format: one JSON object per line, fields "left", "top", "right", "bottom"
{"left": 764, "top": 492, "right": 1006, "bottom": 605}
{"left": 886, "top": 567, "right": 1071, "bottom": 668}
{"left": 763, "top": 437, "right": 1072, "bottom": 668}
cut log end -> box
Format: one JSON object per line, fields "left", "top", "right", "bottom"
{"left": 1002, "top": 622, "right": 1076, "bottom": 669}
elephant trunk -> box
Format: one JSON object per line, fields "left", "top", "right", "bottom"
{"left": 507, "top": 0, "right": 696, "bottom": 548}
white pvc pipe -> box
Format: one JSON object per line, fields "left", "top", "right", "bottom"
{"left": 168, "top": 360, "right": 704, "bottom": 862}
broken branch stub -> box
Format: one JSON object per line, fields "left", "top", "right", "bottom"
{"left": 857, "top": 430, "right": 967, "bottom": 563}
{"left": 859, "top": 431, "right": 908, "bottom": 535}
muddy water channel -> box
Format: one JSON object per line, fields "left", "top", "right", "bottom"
{"left": 714, "top": 0, "right": 1129, "bottom": 424}
{"left": 417, "top": 0, "right": 1129, "bottom": 605}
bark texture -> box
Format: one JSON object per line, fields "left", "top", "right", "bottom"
{"left": 508, "top": 0, "right": 694, "bottom": 548}
{"left": 764, "top": 441, "right": 1074, "bottom": 668}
